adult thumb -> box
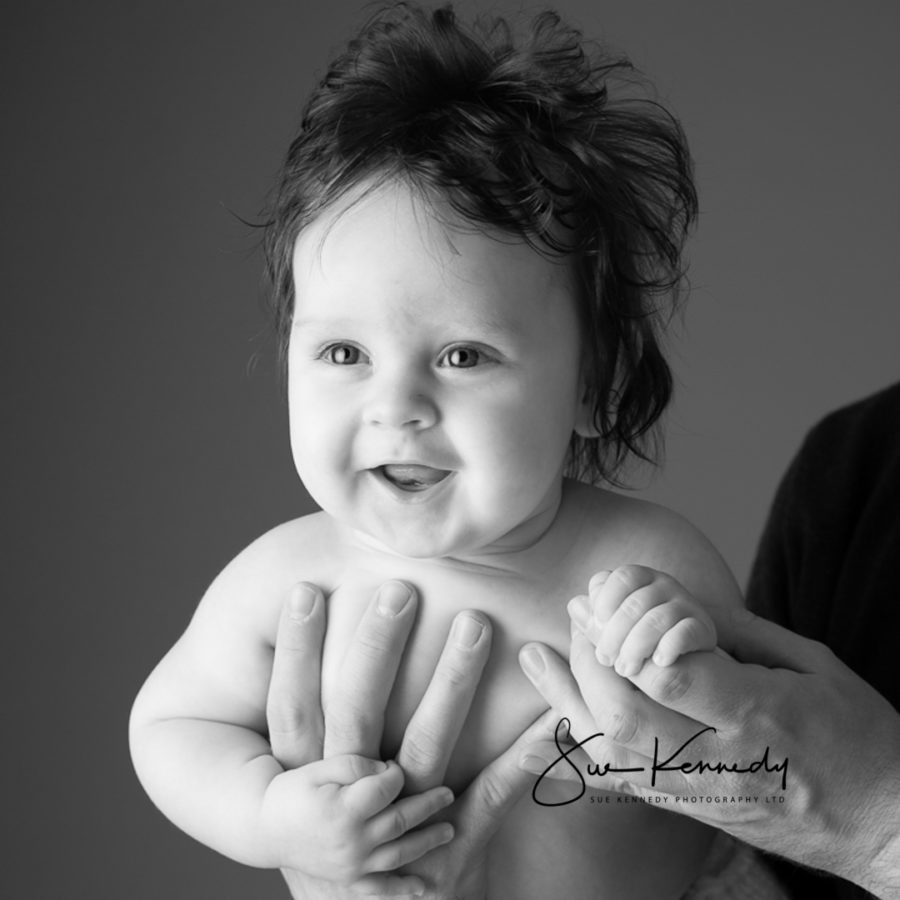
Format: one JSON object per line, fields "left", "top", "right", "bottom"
{"left": 453, "top": 711, "right": 554, "bottom": 848}
{"left": 710, "top": 605, "right": 828, "bottom": 672}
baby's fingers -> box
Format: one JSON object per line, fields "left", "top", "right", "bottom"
{"left": 366, "top": 787, "right": 453, "bottom": 847}
{"left": 615, "top": 605, "right": 717, "bottom": 676}
{"left": 362, "top": 819, "right": 455, "bottom": 874}
{"left": 587, "top": 567, "right": 669, "bottom": 662}
{"left": 341, "top": 759, "right": 405, "bottom": 817}
{"left": 367, "top": 786, "right": 455, "bottom": 845}
{"left": 652, "top": 617, "right": 717, "bottom": 667}
{"left": 592, "top": 586, "right": 668, "bottom": 668}
{"left": 588, "top": 566, "right": 657, "bottom": 625}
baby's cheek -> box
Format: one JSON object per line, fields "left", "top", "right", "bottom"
{"left": 293, "top": 440, "right": 352, "bottom": 510}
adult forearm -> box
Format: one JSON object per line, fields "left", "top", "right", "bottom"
{"left": 842, "top": 762, "right": 900, "bottom": 899}
{"left": 863, "top": 833, "right": 900, "bottom": 900}
{"left": 519, "top": 611, "right": 900, "bottom": 899}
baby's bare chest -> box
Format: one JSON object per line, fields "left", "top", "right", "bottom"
{"left": 311, "top": 554, "right": 715, "bottom": 900}
{"left": 318, "top": 563, "right": 579, "bottom": 790}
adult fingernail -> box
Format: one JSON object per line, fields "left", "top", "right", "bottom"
{"left": 376, "top": 581, "right": 412, "bottom": 616}
{"left": 520, "top": 753, "right": 549, "bottom": 774}
{"left": 567, "top": 595, "right": 590, "bottom": 631}
{"left": 288, "top": 584, "right": 318, "bottom": 621}
{"left": 452, "top": 613, "right": 484, "bottom": 648}
{"left": 519, "top": 645, "right": 545, "bottom": 679}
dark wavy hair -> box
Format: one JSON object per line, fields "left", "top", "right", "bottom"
{"left": 264, "top": 2, "right": 697, "bottom": 484}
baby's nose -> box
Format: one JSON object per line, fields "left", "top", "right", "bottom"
{"left": 362, "top": 373, "right": 438, "bottom": 429}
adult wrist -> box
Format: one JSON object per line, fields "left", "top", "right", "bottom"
{"left": 828, "top": 720, "right": 900, "bottom": 898}
{"left": 855, "top": 768, "right": 900, "bottom": 899}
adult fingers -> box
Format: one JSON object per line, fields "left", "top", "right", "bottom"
{"left": 267, "top": 583, "right": 327, "bottom": 768}
{"left": 573, "top": 628, "right": 705, "bottom": 753}
{"left": 451, "top": 711, "right": 555, "bottom": 851}
{"left": 396, "top": 611, "right": 492, "bottom": 794}
{"left": 567, "top": 594, "right": 604, "bottom": 644}
{"left": 570, "top": 629, "right": 802, "bottom": 795}
{"left": 710, "top": 605, "right": 834, "bottom": 673}
{"left": 325, "top": 582, "right": 418, "bottom": 759}
{"left": 518, "top": 641, "right": 598, "bottom": 741}
{"left": 520, "top": 739, "right": 593, "bottom": 783}
{"left": 520, "top": 636, "right": 656, "bottom": 775}
{"left": 625, "top": 639, "right": 773, "bottom": 738}
{"left": 519, "top": 739, "right": 651, "bottom": 799}
{"left": 518, "top": 648, "right": 717, "bottom": 798}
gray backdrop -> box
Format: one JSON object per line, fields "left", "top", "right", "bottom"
{"left": 5, "top": 1, "right": 898, "bottom": 896}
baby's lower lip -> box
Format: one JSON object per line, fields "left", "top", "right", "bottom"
{"left": 375, "top": 464, "right": 452, "bottom": 492}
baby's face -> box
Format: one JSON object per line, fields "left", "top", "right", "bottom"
{"left": 288, "top": 181, "right": 585, "bottom": 559}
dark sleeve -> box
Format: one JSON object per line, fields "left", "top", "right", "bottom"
{"left": 745, "top": 384, "right": 900, "bottom": 900}
{"left": 745, "top": 442, "right": 804, "bottom": 630}
{"left": 748, "top": 386, "right": 900, "bottom": 693}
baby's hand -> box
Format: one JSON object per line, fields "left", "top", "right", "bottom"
{"left": 570, "top": 565, "right": 717, "bottom": 677}
{"left": 260, "top": 755, "right": 454, "bottom": 884}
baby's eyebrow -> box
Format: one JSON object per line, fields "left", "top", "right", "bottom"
{"left": 467, "top": 311, "right": 525, "bottom": 342}
{"left": 291, "top": 307, "right": 524, "bottom": 342}
{"left": 290, "top": 315, "right": 352, "bottom": 332}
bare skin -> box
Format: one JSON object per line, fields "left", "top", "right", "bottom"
{"left": 129, "top": 185, "right": 741, "bottom": 898}
{"left": 266, "top": 564, "right": 718, "bottom": 900}
{"left": 129, "top": 482, "right": 737, "bottom": 900}
{"left": 520, "top": 604, "right": 900, "bottom": 900}
{"left": 267, "top": 584, "right": 549, "bottom": 899}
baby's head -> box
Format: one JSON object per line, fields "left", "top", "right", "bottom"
{"left": 264, "top": 2, "right": 697, "bottom": 556}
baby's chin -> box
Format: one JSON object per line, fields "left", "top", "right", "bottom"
{"left": 344, "top": 517, "right": 508, "bottom": 563}
{"left": 351, "top": 527, "right": 480, "bottom": 562}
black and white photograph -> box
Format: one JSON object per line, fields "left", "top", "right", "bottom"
{"left": 7, "top": 2, "right": 899, "bottom": 898}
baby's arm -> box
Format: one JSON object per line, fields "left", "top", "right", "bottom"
{"left": 128, "top": 524, "right": 451, "bottom": 882}
{"left": 570, "top": 565, "right": 717, "bottom": 678}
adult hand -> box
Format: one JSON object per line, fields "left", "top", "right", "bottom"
{"left": 518, "top": 604, "right": 900, "bottom": 899}
{"left": 267, "top": 580, "right": 540, "bottom": 899}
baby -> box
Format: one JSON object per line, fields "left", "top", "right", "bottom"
{"left": 130, "top": 5, "right": 747, "bottom": 898}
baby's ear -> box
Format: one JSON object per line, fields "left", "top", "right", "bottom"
{"left": 574, "top": 389, "right": 602, "bottom": 438}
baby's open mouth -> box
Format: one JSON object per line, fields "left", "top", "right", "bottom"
{"left": 376, "top": 464, "right": 452, "bottom": 492}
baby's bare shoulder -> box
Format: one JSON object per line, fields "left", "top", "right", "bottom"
{"left": 192, "top": 512, "right": 346, "bottom": 634}
{"left": 226, "top": 512, "right": 342, "bottom": 579}
{"left": 572, "top": 482, "right": 742, "bottom": 608}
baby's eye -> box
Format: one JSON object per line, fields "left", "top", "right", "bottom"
{"left": 440, "top": 346, "right": 485, "bottom": 369}
{"left": 322, "top": 343, "right": 364, "bottom": 365}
